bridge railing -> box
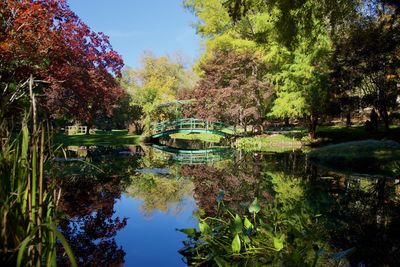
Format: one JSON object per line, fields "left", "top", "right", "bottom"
{"left": 152, "top": 118, "right": 233, "bottom": 134}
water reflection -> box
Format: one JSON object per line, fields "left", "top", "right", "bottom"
{"left": 54, "top": 144, "right": 400, "bottom": 266}
{"left": 54, "top": 144, "right": 199, "bottom": 266}
{"left": 178, "top": 149, "right": 400, "bottom": 266}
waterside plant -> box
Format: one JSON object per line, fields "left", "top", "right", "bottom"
{"left": 1, "top": 79, "right": 77, "bottom": 266}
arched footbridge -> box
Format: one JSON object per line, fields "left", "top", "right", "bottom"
{"left": 150, "top": 118, "right": 235, "bottom": 139}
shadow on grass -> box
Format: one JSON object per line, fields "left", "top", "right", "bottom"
{"left": 309, "top": 139, "right": 400, "bottom": 177}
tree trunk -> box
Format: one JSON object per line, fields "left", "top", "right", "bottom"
{"left": 377, "top": 107, "right": 390, "bottom": 131}
{"left": 308, "top": 114, "right": 318, "bottom": 139}
{"left": 346, "top": 112, "right": 351, "bottom": 127}
{"left": 86, "top": 122, "right": 93, "bottom": 135}
{"left": 284, "top": 116, "right": 289, "bottom": 127}
{"left": 382, "top": 110, "right": 390, "bottom": 131}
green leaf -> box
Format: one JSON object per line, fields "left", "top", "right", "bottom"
{"left": 199, "top": 221, "right": 211, "bottom": 234}
{"left": 231, "top": 234, "right": 241, "bottom": 253}
{"left": 244, "top": 217, "right": 253, "bottom": 230}
{"left": 178, "top": 228, "right": 197, "bottom": 238}
{"left": 243, "top": 235, "right": 251, "bottom": 244}
{"left": 17, "top": 234, "right": 34, "bottom": 267}
{"left": 50, "top": 224, "right": 78, "bottom": 267}
{"left": 233, "top": 214, "right": 243, "bottom": 233}
{"left": 249, "top": 198, "right": 261, "bottom": 214}
{"left": 273, "top": 237, "right": 284, "bottom": 251}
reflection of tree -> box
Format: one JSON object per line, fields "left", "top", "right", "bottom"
{"left": 183, "top": 151, "right": 305, "bottom": 215}
{"left": 54, "top": 146, "right": 142, "bottom": 266}
{"left": 181, "top": 149, "right": 400, "bottom": 265}
{"left": 121, "top": 145, "right": 195, "bottom": 217}
{"left": 181, "top": 164, "right": 260, "bottom": 215}
{"left": 57, "top": 176, "right": 127, "bottom": 267}
{"left": 180, "top": 169, "right": 333, "bottom": 266}
{"left": 125, "top": 173, "right": 194, "bottom": 217}
{"left": 325, "top": 176, "right": 400, "bottom": 266}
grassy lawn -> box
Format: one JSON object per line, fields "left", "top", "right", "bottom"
{"left": 55, "top": 130, "right": 140, "bottom": 146}
{"left": 309, "top": 139, "right": 400, "bottom": 176}
{"left": 169, "top": 132, "right": 223, "bottom": 143}
{"left": 234, "top": 124, "right": 400, "bottom": 152}
{"left": 235, "top": 134, "right": 303, "bottom": 152}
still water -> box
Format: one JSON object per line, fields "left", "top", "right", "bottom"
{"left": 54, "top": 142, "right": 400, "bottom": 266}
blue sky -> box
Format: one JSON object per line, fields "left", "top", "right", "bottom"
{"left": 68, "top": 0, "right": 202, "bottom": 68}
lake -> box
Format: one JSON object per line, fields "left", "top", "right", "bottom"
{"left": 54, "top": 142, "right": 400, "bottom": 266}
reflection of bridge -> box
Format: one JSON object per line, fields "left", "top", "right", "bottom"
{"left": 151, "top": 144, "right": 232, "bottom": 165}
{"left": 150, "top": 118, "right": 235, "bottom": 139}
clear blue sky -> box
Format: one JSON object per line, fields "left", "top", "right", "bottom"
{"left": 68, "top": 0, "right": 201, "bottom": 68}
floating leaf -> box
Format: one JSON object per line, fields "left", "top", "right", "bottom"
{"left": 249, "top": 198, "right": 261, "bottom": 214}
{"left": 232, "top": 234, "right": 241, "bottom": 253}
{"left": 273, "top": 237, "right": 284, "bottom": 251}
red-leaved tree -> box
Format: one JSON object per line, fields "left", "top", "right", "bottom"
{"left": 0, "top": 0, "right": 124, "bottom": 127}
{"left": 179, "top": 50, "right": 273, "bottom": 131}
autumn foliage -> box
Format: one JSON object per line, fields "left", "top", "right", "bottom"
{"left": 179, "top": 50, "right": 273, "bottom": 129}
{"left": 0, "top": 0, "right": 124, "bottom": 125}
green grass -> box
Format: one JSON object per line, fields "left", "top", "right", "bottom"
{"left": 55, "top": 130, "right": 140, "bottom": 146}
{"left": 169, "top": 132, "right": 222, "bottom": 143}
{"left": 309, "top": 139, "right": 400, "bottom": 176}
{"left": 235, "top": 134, "right": 303, "bottom": 152}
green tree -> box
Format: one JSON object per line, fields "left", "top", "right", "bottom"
{"left": 121, "top": 52, "right": 197, "bottom": 133}
{"left": 333, "top": 10, "right": 400, "bottom": 130}
{"left": 185, "top": 0, "right": 344, "bottom": 137}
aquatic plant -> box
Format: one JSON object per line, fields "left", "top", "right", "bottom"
{"left": 179, "top": 195, "right": 331, "bottom": 266}
{"left": 0, "top": 80, "right": 76, "bottom": 266}
{"left": 178, "top": 170, "right": 360, "bottom": 266}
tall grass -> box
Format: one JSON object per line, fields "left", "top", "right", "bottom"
{"left": 0, "top": 76, "right": 76, "bottom": 266}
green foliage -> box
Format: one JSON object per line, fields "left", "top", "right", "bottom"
{"left": 185, "top": 0, "right": 338, "bottom": 138}
{"left": 183, "top": 0, "right": 231, "bottom": 38}
{"left": 179, "top": 192, "right": 331, "bottom": 266}
{"left": 122, "top": 53, "right": 197, "bottom": 132}
{"left": 269, "top": 32, "right": 332, "bottom": 119}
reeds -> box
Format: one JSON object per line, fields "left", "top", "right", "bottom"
{"left": 0, "top": 76, "right": 76, "bottom": 266}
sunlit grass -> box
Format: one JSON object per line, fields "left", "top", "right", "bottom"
{"left": 235, "top": 134, "right": 303, "bottom": 152}
{"left": 55, "top": 130, "right": 140, "bottom": 146}
{"left": 169, "top": 132, "right": 222, "bottom": 143}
